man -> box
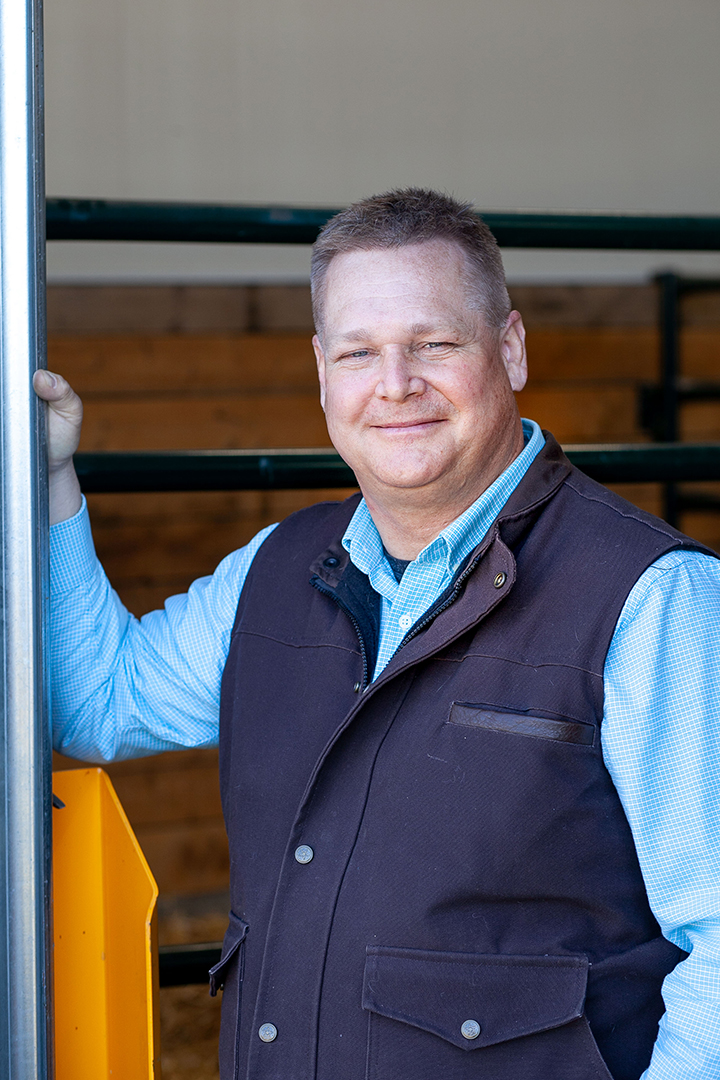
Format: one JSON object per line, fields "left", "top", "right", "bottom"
{"left": 36, "top": 189, "right": 720, "bottom": 1080}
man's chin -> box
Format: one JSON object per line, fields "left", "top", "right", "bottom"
{"left": 335, "top": 441, "right": 454, "bottom": 495}
{"left": 362, "top": 464, "right": 447, "bottom": 493}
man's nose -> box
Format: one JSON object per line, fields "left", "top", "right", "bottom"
{"left": 374, "top": 348, "right": 425, "bottom": 401}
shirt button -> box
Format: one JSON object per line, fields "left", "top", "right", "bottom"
{"left": 461, "top": 1019, "right": 481, "bottom": 1040}
{"left": 294, "top": 845, "right": 314, "bottom": 864}
{"left": 259, "top": 1023, "right": 278, "bottom": 1043}
{"left": 398, "top": 614, "right": 412, "bottom": 631}
{"left": 493, "top": 572, "right": 507, "bottom": 589}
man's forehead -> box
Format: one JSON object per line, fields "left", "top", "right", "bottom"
{"left": 325, "top": 239, "right": 467, "bottom": 289}
{"left": 322, "top": 242, "right": 476, "bottom": 328}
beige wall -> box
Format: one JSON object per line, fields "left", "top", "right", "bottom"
{"left": 44, "top": 0, "right": 720, "bottom": 282}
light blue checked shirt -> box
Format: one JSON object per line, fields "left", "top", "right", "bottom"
{"left": 50, "top": 419, "right": 720, "bottom": 1079}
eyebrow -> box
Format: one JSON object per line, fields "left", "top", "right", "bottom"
{"left": 335, "top": 320, "right": 471, "bottom": 344}
{"left": 336, "top": 329, "right": 373, "bottom": 343}
{"left": 410, "top": 318, "right": 478, "bottom": 338}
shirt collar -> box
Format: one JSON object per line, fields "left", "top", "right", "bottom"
{"left": 342, "top": 419, "right": 546, "bottom": 580}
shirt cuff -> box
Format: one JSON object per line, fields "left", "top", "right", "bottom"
{"left": 50, "top": 495, "right": 99, "bottom": 594}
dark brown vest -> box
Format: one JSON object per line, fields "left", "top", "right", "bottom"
{"left": 213, "top": 434, "right": 711, "bottom": 1080}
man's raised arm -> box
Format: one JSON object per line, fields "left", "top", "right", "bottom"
{"left": 33, "top": 369, "right": 276, "bottom": 762}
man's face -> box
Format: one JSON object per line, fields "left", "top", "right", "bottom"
{"left": 313, "top": 240, "right": 527, "bottom": 511}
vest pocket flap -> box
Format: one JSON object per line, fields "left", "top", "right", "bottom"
{"left": 448, "top": 703, "right": 595, "bottom": 745}
{"left": 363, "top": 947, "right": 588, "bottom": 1050}
{"left": 209, "top": 911, "right": 249, "bottom": 996}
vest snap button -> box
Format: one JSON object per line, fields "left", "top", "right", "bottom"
{"left": 259, "top": 1023, "right": 278, "bottom": 1043}
{"left": 323, "top": 556, "right": 339, "bottom": 568}
{"left": 493, "top": 572, "right": 507, "bottom": 589}
{"left": 461, "top": 1019, "right": 481, "bottom": 1040}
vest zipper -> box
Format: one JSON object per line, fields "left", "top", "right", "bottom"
{"left": 310, "top": 577, "right": 370, "bottom": 690}
{"left": 395, "top": 551, "right": 485, "bottom": 654}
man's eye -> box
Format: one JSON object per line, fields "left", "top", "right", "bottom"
{"left": 423, "top": 341, "right": 454, "bottom": 351}
{"left": 339, "top": 349, "right": 370, "bottom": 360}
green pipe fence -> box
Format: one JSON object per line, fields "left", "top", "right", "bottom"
{"left": 47, "top": 199, "right": 720, "bottom": 251}
{"left": 74, "top": 443, "right": 720, "bottom": 494}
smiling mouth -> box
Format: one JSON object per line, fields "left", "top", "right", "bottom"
{"left": 373, "top": 418, "right": 446, "bottom": 431}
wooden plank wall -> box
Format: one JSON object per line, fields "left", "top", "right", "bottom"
{"left": 50, "top": 283, "right": 720, "bottom": 907}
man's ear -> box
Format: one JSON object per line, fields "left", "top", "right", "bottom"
{"left": 499, "top": 311, "right": 528, "bottom": 393}
{"left": 312, "top": 335, "right": 327, "bottom": 411}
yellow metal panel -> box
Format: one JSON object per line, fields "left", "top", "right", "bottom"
{"left": 53, "top": 768, "right": 161, "bottom": 1079}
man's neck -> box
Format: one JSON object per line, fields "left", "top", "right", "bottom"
{"left": 363, "top": 495, "right": 479, "bottom": 560}
{"left": 364, "top": 482, "right": 505, "bottom": 561}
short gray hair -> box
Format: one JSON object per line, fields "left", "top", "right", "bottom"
{"left": 311, "top": 188, "right": 511, "bottom": 337}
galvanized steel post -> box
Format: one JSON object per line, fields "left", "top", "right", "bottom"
{"left": 0, "top": 0, "right": 52, "bottom": 1074}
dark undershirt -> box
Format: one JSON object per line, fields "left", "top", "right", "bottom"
{"left": 383, "top": 548, "right": 411, "bottom": 583}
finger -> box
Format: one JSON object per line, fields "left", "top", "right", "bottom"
{"left": 33, "top": 369, "right": 70, "bottom": 401}
{"left": 33, "top": 370, "right": 82, "bottom": 413}
{"left": 32, "top": 368, "right": 58, "bottom": 399}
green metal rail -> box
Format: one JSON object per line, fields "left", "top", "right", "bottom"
{"left": 47, "top": 199, "right": 720, "bottom": 250}
{"left": 74, "top": 443, "right": 720, "bottom": 493}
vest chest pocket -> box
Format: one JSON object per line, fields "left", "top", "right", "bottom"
{"left": 447, "top": 702, "right": 596, "bottom": 746}
{"left": 362, "top": 947, "right": 613, "bottom": 1080}
{"left": 210, "top": 912, "right": 249, "bottom": 1080}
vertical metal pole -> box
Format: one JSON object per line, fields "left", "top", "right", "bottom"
{"left": 0, "top": 0, "right": 52, "bottom": 1074}
{"left": 657, "top": 272, "right": 680, "bottom": 526}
